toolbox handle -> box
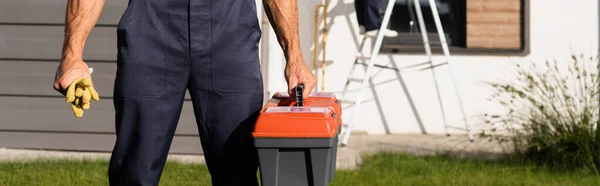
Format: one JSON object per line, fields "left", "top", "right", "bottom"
{"left": 295, "top": 84, "right": 304, "bottom": 107}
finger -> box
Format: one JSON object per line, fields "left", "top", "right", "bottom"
{"left": 82, "top": 101, "right": 91, "bottom": 110}
{"left": 301, "top": 73, "right": 317, "bottom": 96}
{"left": 65, "top": 80, "right": 78, "bottom": 103}
{"left": 75, "top": 84, "right": 85, "bottom": 97}
{"left": 71, "top": 103, "right": 84, "bottom": 118}
{"left": 82, "top": 87, "right": 91, "bottom": 104}
{"left": 79, "top": 96, "right": 87, "bottom": 109}
{"left": 74, "top": 96, "right": 81, "bottom": 106}
{"left": 81, "top": 89, "right": 91, "bottom": 110}
{"left": 79, "top": 77, "right": 93, "bottom": 87}
{"left": 88, "top": 86, "right": 100, "bottom": 101}
{"left": 76, "top": 96, "right": 87, "bottom": 111}
{"left": 302, "top": 81, "right": 316, "bottom": 99}
{"left": 81, "top": 77, "right": 100, "bottom": 101}
{"left": 54, "top": 83, "right": 66, "bottom": 96}
{"left": 287, "top": 79, "right": 299, "bottom": 102}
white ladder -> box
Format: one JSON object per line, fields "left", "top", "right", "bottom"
{"left": 340, "top": 0, "right": 473, "bottom": 146}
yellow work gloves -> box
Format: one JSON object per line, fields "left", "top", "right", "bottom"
{"left": 65, "top": 70, "right": 100, "bottom": 118}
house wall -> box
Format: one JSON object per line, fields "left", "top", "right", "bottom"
{"left": 0, "top": 0, "right": 596, "bottom": 152}
{"left": 263, "top": 0, "right": 600, "bottom": 135}
{"left": 0, "top": 0, "right": 264, "bottom": 153}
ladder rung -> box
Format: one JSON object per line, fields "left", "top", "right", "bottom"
{"left": 356, "top": 56, "right": 371, "bottom": 61}
{"left": 419, "top": 62, "right": 448, "bottom": 71}
{"left": 347, "top": 77, "right": 363, "bottom": 82}
{"left": 339, "top": 99, "right": 356, "bottom": 104}
{"left": 356, "top": 62, "right": 399, "bottom": 71}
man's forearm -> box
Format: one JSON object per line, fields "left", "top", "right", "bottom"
{"left": 61, "top": 0, "right": 105, "bottom": 63}
{"left": 262, "top": 0, "right": 303, "bottom": 64}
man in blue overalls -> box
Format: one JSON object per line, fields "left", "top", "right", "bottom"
{"left": 53, "top": 0, "right": 316, "bottom": 185}
{"left": 355, "top": 0, "right": 398, "bottom": 37}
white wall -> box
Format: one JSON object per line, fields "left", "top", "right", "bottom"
{"left": 261, "top": 0, "right": 599, "bottom": 135}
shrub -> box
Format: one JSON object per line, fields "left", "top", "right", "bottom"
{"left": 481, "top": 55, "right": 600, "bottom": 172}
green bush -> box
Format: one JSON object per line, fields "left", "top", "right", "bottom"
{"left": 481, "top": 55, "right": 600, "bottom": 172}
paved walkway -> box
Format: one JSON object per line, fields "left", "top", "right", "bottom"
{"left": 336, "top": 134, "right": 505, "bottom": 169}
{"left": 0, "top": 134, "right": 505, "bottom": 170}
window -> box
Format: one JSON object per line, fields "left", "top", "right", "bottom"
{"left": 382, "top": 0, "right": 529, "bottom": 55}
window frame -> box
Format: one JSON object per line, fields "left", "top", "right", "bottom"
{"left": 380, "top": 0, "right": 530, "bottom": 56}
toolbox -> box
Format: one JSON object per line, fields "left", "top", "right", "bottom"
{"left": 253, "top": 85, "right": 342, "bottom": 186}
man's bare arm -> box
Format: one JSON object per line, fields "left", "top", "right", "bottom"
{"left": 263, "top": 0, "right": 317, "bottom": 98}
{"left": 54, "top": 0, "right": 105, "bottom": 92}
{"left": 62, "top": 0, "right": 104, "bottom": 62}
{"left": 262, "top": 0, "right": 301, "bottom": 62}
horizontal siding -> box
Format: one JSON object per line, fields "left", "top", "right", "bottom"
{"left": 0, "top": 0, "right": 127, "bottom": 25}
{"left": 466, "top": 0, "right": 522, "bottom": 49}
{"left": 466, "top": 35, "right": 520, "bottom": 49}
{"left": 0, "top": 60, "right": 192, "bottom": 99}
{"left": 0, "top": 60, "right": 116, "bottom": 97}
{"left": 0, "top": 132, "right": 202, "bottom": 154}
{"left": 467, "top": 12, "right": 520, "bottom": 24}
{"left": 0, "top": 0, "right": 207, "bottom": 153}
{"left": 466, "top": 0, "right": 520, "bottom": 12}
{"left": 0, "top": 25, "right": 117, "bottom": 61}
{"left": 0, "top": 97, "right": 199, "bottom": 135}
{"left": 466, "top": 24, "right": 520, "bottom": 36}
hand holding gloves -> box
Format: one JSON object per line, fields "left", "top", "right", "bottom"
{"left": 64, "top": 68, "right": 100, "bottom": 118}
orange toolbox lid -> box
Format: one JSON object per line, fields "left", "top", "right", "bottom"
{"left": 270, "top": 92, "right": 342, "bottom": 126}
{"left": 253, "top": 92, "right": 341, "bottom": 138}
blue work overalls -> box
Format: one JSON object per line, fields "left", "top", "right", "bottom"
{"left": 355, "top": 0, "right": 382, "bottom": 31}
{"left": 109, "top": 0, "right": 263, "bottom": 185}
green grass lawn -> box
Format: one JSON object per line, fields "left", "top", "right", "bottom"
{"left": 1, "top": 152, "right": 599, "bottom": 186}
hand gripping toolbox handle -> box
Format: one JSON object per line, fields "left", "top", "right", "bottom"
{"left": 253, "top": 84, "right": 342, "bottom": 138}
